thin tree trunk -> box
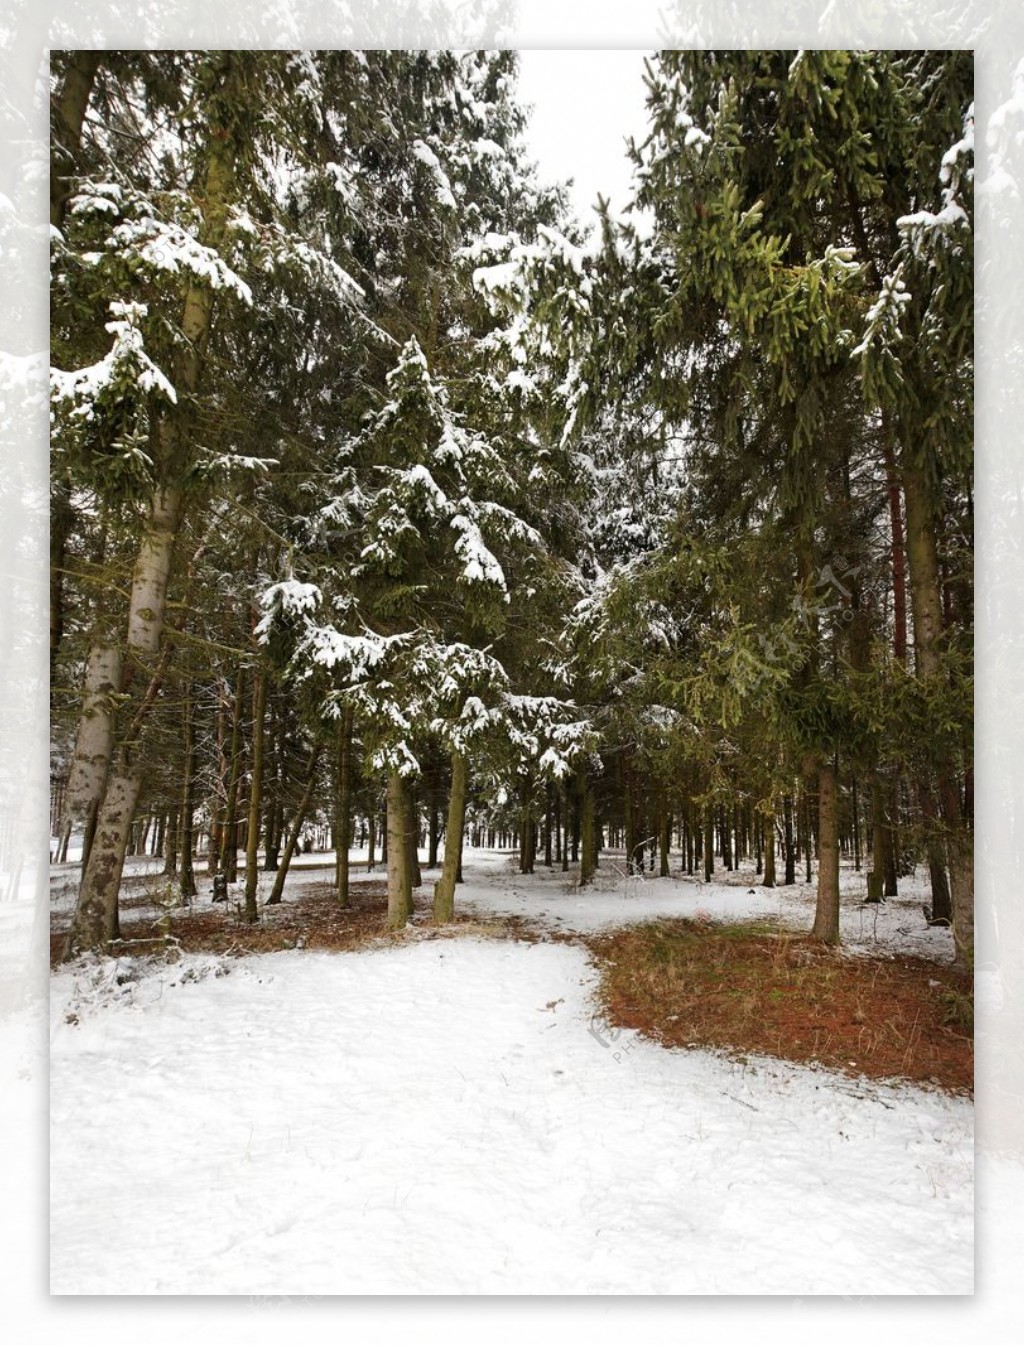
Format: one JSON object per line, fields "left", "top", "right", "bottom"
{"left": 163, "top": 807, "right": 179, "bottom": 879}
{"left": 179, "top": 680, "right": 197, "bottom": 901}
{"left": 267, "top": 741, "right": 322, "bottom": 905}
{"left": 243, "top": 667, "right": 267, "bottom": 923}
{"left": 433, "top": 750, "right": 467, "bottom": 924}
{"left": 579, "top": 770, "right": 597, "bottom": 887}
{"left": 903, "top": 457, "right": 973, "bottom": 965}
{"left": 762, "top": 806, "right": 776, "bottom": 887}
{"left": 219, "top": 668, "right": 245, "bottom": 883}
{"left": 783, "top": 793, "right": 796, "bottom": 885}
{"left": 811, "top": 761, "right": 840, "bottom": 944}
{"left": 386, "top": 771, "right": 412, "bottom": 928}
{"left": 334, "top": 704, "right": 354, "bottom": 907}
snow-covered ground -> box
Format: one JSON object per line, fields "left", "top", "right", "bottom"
{"left": 4, "top": 845, "right": 1015, "bottom": 1320}
{"left": 48, "top": 930, "right": 973, "bottom": 1296}
{"left": 452, "top": 848, "right": 956, "bottom": 961}
{"left": 37, "top": 847, "right": 977, "bottom": 1297}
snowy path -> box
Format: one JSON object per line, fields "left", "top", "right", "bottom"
{"left": 50, "top": 923, "right": 972, "bottom": 1294}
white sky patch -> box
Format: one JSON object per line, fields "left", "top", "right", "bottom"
{"left": 516, "top": 50, "right": 653, "bottom": 238}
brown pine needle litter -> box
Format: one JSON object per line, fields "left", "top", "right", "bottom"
{"left": 52, "top": 878, "right": 972, "bottom": 1095}
{"left": 584, "top": 919, "right": 973, "bottom": 1095}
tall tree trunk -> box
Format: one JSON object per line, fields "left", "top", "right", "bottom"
{"left": 163, "top": 806, "right": 179, "bottom": 879}
{"left": 219, "top": 669, "right": 245, "bottom": 883}
{"left": 919, "top": 782, "right": 952, "bottom": 923}
{"left": 406, "top": 785, "right": 422, "bottom": 890}
{"left": 386, "top": 771, "right": 413, "bottom": 928}
{"left": 334, "top": 704, "right": 354, "bottom": 907}
{"left": 267, "top": 741, "right": 322, "bottom": 905}
{"left": 50, "top": 50, "right": 101, "bottom": 228}
{"left": 62, "top": 62, "right": 240, "bottom": 954}
{"left": 902, "top": 458, "right": 973, "bottom": 965}
{"left": 243, "top": 667, "right": 267, "bottom": 923}
{"left": 703, "top": 802, "right": 714, "bottom": 882}
{"left": 762, "top": 806, "right": 776, "bottom": 887}
{"left": 179, "top": 680, "right": 197, "bottom": 901}
{"left": 811, "top": 761, "right": 840, "bottom": 944}
{"left": 62, "top": 643, "right": 121, "bottom": 873}
{"left": 578, "top": 770, "right": 597, "bottom": 887}
{"left": 433, "top": 750, "right": 467, "bottom": 924}
{"left": 62, "top": 767, "right": 140, "bottom": 957}
{"left": 783, "top": 793, "right": 796, "bottom": 885}
{"left": 869, "top": 776, "right": 892, "bottom": 902}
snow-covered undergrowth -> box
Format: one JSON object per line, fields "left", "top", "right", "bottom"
{"left": 50, "top": 910, "right": 972, "bottom": 1294}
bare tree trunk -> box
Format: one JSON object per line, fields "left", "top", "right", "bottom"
{"left": 762, "top": 805, "right": 776, "bottom": 887}
{"left": 243, "top": 668, "right": 267, "bottom": 923}
{"left": 386, "top": 771, "right": 412, "bottom": 928}
{"left": 62, "top": 644, "right": 121, "bottom": 872}
{"left": 903, "top": 458, "right": 973, "bottom": 966}
{"left": 219, "top": 669, "right": 245, "bottom": 882}
{"left": 334, "top": 704, "right": 354, "bottom": 907}
{"left": 61, "top": 63, "right": 239, "bottom": 955}
{"left": 811, "top": 761, "right": 840, "bottom": 944}
{"left": 579, "top": 770, "right": 597, "bottom": 887}
{"left": 62, "top": 767, "right": 140, "bottom": 957}
{"left": 267, "top": 741, "right": 322, "bottom": 905}
{"left": 783, "top": 793, "right": 796, "bottom": 885}
{"left": 179, "top": 679, "right": 197, "bottom": 901}
{"left": 433, "top": 750, "right": 467, "bottom": 924}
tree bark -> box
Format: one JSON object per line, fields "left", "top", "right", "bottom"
{"left": 386, "top": 771, "right": 413, "bottom": 928}
{"left": 578, "top": 770, "right": 597, "bottom": 887}
{"left": 243, "top": 667, "right": 267, "bottom": 923}
{"left": 334, "top": 704, "right": 354, "bottom": 907}
{"left": 433, "top": 750, "right": 467, "bottom": 924}
{"left": 783, "top": 793, "right": 796, "bottom": 885}
{"left": 762, "top": 806, "right": 776, "bottom": 887}
{"left": 61, "top": 58, "right": 240, "bottom": 954}
{"left": 219, "top": 669, "right": 245, "bottom": 882}
{"left": 50, "top": 50, "right": 101, "bottom": 229}
{"left": 811, "top": 761, "right": 840, "bottom": 944}
{"left": 62, "top": 766, "right": 141, "bottom": 957}
{"left": 179, "top": 679, "right": 197, "bottom": 901}
{"left": 267, "top": 740, "right": 322, "bottom": 904}
{"left": 62, "top": 643, "right": 121, "bottom": 872}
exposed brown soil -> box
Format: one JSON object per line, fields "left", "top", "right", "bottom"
{"left": 585, "top": 919, "right": 973, "bottom": 1095}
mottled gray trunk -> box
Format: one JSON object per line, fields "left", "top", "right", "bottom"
{"left": 63, "top": 766, "right": 142, "bottom": 958}
{"left": 62, "top": 644, "right": 121, "bottom": 870}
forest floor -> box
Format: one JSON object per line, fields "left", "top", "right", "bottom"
{"left": 43, "top": 847, "right": 983, "bottom": 1295}
{"left": 49, "top": 847, "right": 972, "bottom": 1093}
